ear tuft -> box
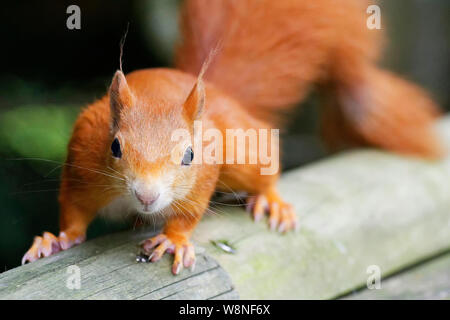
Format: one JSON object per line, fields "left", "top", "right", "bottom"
{"left": 184, "top": 78, "right": 205, "bottom": 122}
{"left": 183, "top": 47, "right": 218, "bottom": 123}
{"left": 109, "top": 70, "right": 133, "bottom": 130}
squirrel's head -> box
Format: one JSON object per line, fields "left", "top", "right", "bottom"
{"left": 106, "top": 70, "right": 205, "bottom": 215}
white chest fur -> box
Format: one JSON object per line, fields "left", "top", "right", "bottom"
{"left": 98, "top": 196, "right": 136, "bottom": 221}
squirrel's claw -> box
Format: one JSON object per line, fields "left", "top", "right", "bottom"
{"left": 58, "top": 231, "right": 85, "bottom": 251}
{"left": 21, "top": 232, "right": 60, "bottom": 265}
{"left": 21, "top": 231, "right": 85, "bottom": 265}
{"left": 248, "top": 191, "right": 298, "bottom": 233}
{"left": 141, "top": 234, "right": 195, "bottom": 275}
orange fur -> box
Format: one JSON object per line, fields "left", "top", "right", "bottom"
{"left": 23, "top": 0, "right": 443, "bottom": 271}
{"left": 177, "top": 0, "right": 442, "bottom": 157}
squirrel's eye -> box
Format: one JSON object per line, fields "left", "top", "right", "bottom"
{"left": 111, "top": 138, "right": 122, "bottom": 158}
{"left": 181, "top": 146, "right": 194, "bottom": 166}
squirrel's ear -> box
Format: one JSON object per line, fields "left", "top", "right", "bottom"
{"left": 183, "top": 78, "right": 205, "bottom": 122}
{"left": 109, "top": 70, "right": 133, "bottom": 130}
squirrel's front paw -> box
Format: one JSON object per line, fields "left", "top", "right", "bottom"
{"left": 22, "top": 232, "right": 60, "bottom": 264}
{"left": 247, "top": 189, "right": 298, "bottom": 233}
{"left": 141, "top": 234, "right": 196, "bottom": 275}
{"left": 22, "top": 231, "right": 85, "bottom": 265}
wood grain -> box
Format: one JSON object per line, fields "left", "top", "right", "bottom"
{"left": 0, "top": 230, "right": 238, "bottom": 300}
{"left": 2, "top": 117, "right": 450, "bottom": 299}
{"left": 343, "top": 252, "right": 450, "bottom": 299}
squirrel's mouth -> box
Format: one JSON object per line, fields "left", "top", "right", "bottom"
{"left": 130, "top": 183, "right": 174, "bottom": 215}
{"left": 135, "top": 196, "right": 172, "bottom": 215}
{"left": 136, "top": 202, "right": 158, "bottom": 215}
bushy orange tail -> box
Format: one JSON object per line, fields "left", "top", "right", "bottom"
{"left": 176, "top": 0, "right": 443, "bottom": 158}
{"left": 176, "top": 0, "right": 341, "bottom": 122}
{"left": 321, "top": 65, "right": 443, "bottom": 158}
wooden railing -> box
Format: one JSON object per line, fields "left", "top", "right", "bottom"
{"left": 1, "top": 117, "right": 450, "bottom": 299}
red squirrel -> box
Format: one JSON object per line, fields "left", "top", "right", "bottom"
{"left": 22, "top": 0, "right": 442, "bottom": 274}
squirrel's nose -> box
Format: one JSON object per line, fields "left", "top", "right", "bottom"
{"left": 135, "top": 190, "right": 160, "bottom": 206}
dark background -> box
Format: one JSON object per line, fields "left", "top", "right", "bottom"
{"left": 0, "top": 0, "right": 449, "bottom": 271}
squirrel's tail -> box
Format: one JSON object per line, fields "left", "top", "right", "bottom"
{"left": 176, "top": 0, "right": 443, "bottom": 158}
{"left": 176, "top": 0, "right": 330, "bottom": 122}
{"left": 320, "top": 64, "right": 443, "bottom": 158}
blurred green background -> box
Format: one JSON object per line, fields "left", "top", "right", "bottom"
{"left": 0, "top": 0, "right": 449, "bottom": 271}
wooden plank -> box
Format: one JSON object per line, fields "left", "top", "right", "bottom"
{"left": 192, "top": 117, "right": 450, "bottom": 299}
{"left": 1, "top": 116, "right": 450, "bottom": 299}
{"left": 343, "top": 252, "right": 450, "bottom": 300}
{"left": 0, "top": 229, "right": 238, "bottom": 300}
